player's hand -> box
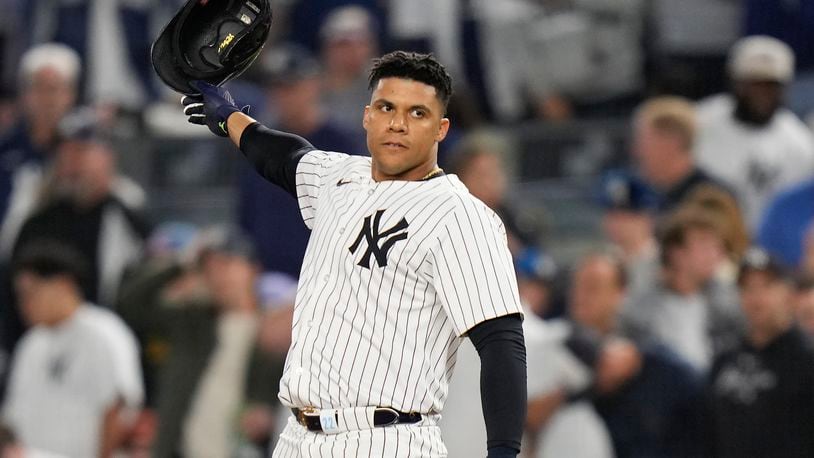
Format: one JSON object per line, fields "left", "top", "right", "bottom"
{"left": 182, "top": 81, "right": 248, "bottom": 137}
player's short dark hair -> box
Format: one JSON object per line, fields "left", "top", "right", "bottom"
{"left": 368, "top": 51, "right": 453, "bottom": 109}
{"left": 12, "top": 239, "right": 91, "bottom": 288}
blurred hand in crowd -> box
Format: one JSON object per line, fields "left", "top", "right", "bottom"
{"left": 595, "top": 338, "right": 642, "bottom": 394}
{"left": 201, "top": 250, "right": 259, "bottom": 314}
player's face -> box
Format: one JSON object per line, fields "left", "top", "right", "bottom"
{"left": 364, "top": 78, "right": 450, "bottom": 181}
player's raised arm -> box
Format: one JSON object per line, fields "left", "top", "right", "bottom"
{"left": 182, "top": 81, "right": 314, "bottom": 197}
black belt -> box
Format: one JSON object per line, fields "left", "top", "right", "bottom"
{"left": 292, "top": 407, "right": 422, "bottom": 432}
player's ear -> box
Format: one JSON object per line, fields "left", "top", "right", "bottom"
{"left": 436, "top": 118, "right": 450, "bottom": 142}
{"left": 363, "top": 106, "right": 371, "bottom": 130}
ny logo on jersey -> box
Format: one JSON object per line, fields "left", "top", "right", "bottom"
{"left": 349, "top": 209, "right": 409, "bottom": 269}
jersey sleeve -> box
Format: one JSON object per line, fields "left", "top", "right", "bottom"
{"left": 429, "top": 197, "right": 524, "bottom": 337}
{"left": 295, "top": 150, "right": 350, "bottom": 229}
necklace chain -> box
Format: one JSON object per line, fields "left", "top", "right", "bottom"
{"left": 421, "top": 167, "right": 444, "bottom": 181}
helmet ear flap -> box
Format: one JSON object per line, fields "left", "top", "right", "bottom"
{"left": 151, "top": 0, "right": 272, "bottom": 95}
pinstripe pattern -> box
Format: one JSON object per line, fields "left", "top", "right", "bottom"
{"left": 274, "top": 151, "right": 522, "bottom": 455}
{"left": 272, "top": 417, "right": 447, "bottom": 457}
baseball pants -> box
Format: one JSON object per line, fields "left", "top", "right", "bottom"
{"left": 272, "top": 416, "right": 447, "bottom": 457}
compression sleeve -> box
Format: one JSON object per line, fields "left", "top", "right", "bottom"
{"left": 468, "top": 313, "right": 527, "bottom": 456}
{"left": 238, "top": 122, "right": 315, "bottom": 197}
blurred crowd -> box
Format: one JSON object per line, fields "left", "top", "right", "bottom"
{"left": 0, "top": 0, "right": 814, "bottom": 457}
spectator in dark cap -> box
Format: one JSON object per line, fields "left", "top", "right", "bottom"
{"left": 708, "top": 247, "right": 814, "bottom": 458}
{"left": 598, "top": 170, "right": 660, "bottom": 298}
{"left": 239, "top": 43, "right": 362, "bottom": 277}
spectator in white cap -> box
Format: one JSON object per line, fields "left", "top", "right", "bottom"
{"left": 319, "top": 5, "right": 378, "bottom": 138}
{"left": 0, "top": 44, "right": 80, "bottom": 231}
{"left": 695, "top": 35, "right": 814, "bottom": 229}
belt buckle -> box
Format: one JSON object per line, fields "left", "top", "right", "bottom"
{"left": 298, "top": 407, "right": 319, "bottom": 427}
{"left": 375, "top": 407, "right": 400, "bottom": 426}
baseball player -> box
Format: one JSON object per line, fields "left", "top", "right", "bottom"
{"left": 182, "top": 51, "right": 527, "bottom": 457}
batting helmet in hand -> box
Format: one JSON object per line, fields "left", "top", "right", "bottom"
{"left": 151, "top": 0, "right": 272, "bottom": 95}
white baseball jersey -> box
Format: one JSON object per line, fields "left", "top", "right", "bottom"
{"left": 695, "top": 94, "right": 814, "bottom": 228}
{"left": 3, "top": 305, "right": 143, "bottom": 458}
{"left": 277, "top": 150, "right": 523, "bottom": 419}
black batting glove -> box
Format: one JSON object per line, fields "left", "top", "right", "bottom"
{"left": 182, "top": 81, "right": 248, "bottom": 137}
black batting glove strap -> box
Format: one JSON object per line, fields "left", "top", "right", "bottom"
{"left": 182, "top": 81, "right": 248, "bottom": 137}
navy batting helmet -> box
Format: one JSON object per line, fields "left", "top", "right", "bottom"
{"left": 151, "top": 0, "right": 272, "bottom": 95}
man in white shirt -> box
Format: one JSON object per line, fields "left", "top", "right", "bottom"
{"left": 695, "top": 35, "right": 814, "bottom": 228}
{"left": 2, "top": 240, "right": 143, "bottom": 458}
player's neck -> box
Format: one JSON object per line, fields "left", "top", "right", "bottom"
{"left": 372, "top": 164, "right": 442, "bottom": 182}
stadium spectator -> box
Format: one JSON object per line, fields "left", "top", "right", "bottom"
{"left": 570, "top": 251, "right": 705, "bottom": 458}
{"left": 0, "top": 44, "right": 80, "bottom": 251}
{"left": 744, "top": 0, "right": 814, "bottom": 119}
{"left": 239, "top": 43, "right": 361, "bottom": 276}
{"left": 708, "top": 247, "right": 814, "bottom": 458}
{"left": 118, "top": 226, "right": 279, "bottom": 458}
{"left": 319, "top": 5, "right": 378, "bottom": 139}
{"left": 2, "top": 240, "right": 143, "bottom": 458}
{"left": 695, "top": 35, "right": 814, "bottom": 228}
{"left": 449, "top": 130, "right": 538, "bottom": 256}
{"left": 115, "top": 222, "right": 200, "bottom": 412}
{"left": 623, "top": 209, "right": 742, "bottom": 372}
{"left": 757, "top": 177, "right": 814, "bottom": 269}
{"left": 12, "top": 109, "right": 148, "bottom": 307}
{"left": 632, "top": 96, "right": 734, "bottom": 215}
{"left": 597, "top": 169, "right": 659, "bottom": 298}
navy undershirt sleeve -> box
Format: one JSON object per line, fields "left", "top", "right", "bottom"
{"left": 238, "top": 122, "right": 315, "bottom": 198}
{"left": 468, "top": 313, "right": 527, "bottom": 456}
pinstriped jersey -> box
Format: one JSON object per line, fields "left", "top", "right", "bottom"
{"left": 278, "top": 150, "right": 523, "bottom": 415}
